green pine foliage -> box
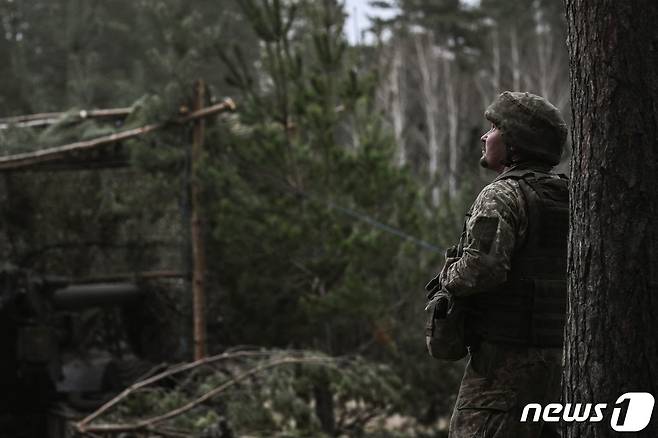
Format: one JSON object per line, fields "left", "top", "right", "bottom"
{"left": 198, "top": 1, "right": 463, "bottom": 428}
{"left": 0, "top": 0, "right": 485, "bottom": 433}
{"left": 98, "top": 350, "right": 410, "bottom": 437}
{"left": 203, "top": 0, "right": 428, "bottom": 356}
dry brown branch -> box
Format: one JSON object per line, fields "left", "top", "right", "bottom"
{"left": 75, "top": 354, "right": 333, "bottom": 434}
{"left": 0, "top": 111, "right": 66, "bottom": 124}
{"left": 0, "top": 107, "right": 133, "bottom": 127}
{"left": 0, "top": 123, "right": 162, "bottom": 170}
{"left": 178, "top": 97, "right": 236, "bottom": 123}
{"left": 0, "top": 98, "right": 236, "bottom": 171}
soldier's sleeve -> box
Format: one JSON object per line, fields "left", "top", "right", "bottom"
{"left": 443, "top": 180, "right": 526, "bottom": 297}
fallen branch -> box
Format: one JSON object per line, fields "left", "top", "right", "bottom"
{"left": 75, "top": 353, "right": 333, "bottom": 434}
{"left": 0, "top": 108, "right": 134, "bottom": 129}
{"left": 75, "top": 349, "right": 266, "bottom": 430}
{"left": 0, "top": 98, "right": 236, "bottom": 171}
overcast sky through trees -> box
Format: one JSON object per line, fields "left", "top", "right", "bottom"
{"left": 343, "top": 0, "right": 396, "bottom": 44}
{"left": 343, "top": 0, "right": 479, "bottom": 44}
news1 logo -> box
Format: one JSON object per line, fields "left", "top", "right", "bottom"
{"left": 520, "top": 392, "right": 655, "bottom": 432}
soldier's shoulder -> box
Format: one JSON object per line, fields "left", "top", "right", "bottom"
{"left": 477, "top": 178, "right": 523, "bottom": 203}
{"left": 471, "top": 179, "right": 524, "bottom": 216}
{"left": 485, "top": 177, "right": 522, "bottom": 193}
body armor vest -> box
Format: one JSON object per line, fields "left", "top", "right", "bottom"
{"left": 464, "top": 168, "right": 569, "bottom": 348}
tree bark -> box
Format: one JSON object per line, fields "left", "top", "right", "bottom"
{"left": 564, "top": 1, "right": 658, "bottom": 436}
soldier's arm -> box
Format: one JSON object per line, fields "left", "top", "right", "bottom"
{"left": 443, "top": 180, "right": 525, "bottom": 297}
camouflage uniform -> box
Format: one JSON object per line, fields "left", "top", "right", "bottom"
{"left": 426, "top": 91, "right": 568, "bottom": 438}
{"left": 442, "top": 162, "right": 563, "bottom": 438}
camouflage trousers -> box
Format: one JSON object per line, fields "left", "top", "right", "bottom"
{"left": 448, "top": 342, "right": 562, "bottom": 438}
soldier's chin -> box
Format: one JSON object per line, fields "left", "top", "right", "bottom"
{"left": 479, "top": 155, "right": 489, "bottom": 168}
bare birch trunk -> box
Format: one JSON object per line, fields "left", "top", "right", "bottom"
{"left": 510, "top": 26, "right": 521, "bottom": 91}
{"left": 491, "top": 27, "right": 501, "bottom": 94}
{"left": 414, "top": 33, "right": 442, "bottom": 206}
{"left": 443, "top": 56, "right": 459, "bottom": 199}
{"left": 534, "top": 4, "right": 551, "bottom": 99}
{"left": 390, "top": 40, "right": 407, "bottom": 167}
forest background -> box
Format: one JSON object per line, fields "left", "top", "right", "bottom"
{"left": 0, "top": 0, "right": 570, "bottom": 436}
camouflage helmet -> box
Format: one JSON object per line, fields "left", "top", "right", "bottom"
{"left": 485, "top": 91, "right": 567, "bottom": 166}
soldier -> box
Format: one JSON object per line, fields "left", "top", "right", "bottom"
{"left": 425, "top": 91, "right": 569, "bottom": 437}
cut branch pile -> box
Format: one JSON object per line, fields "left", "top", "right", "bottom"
{"left": 75, "top": 350, "right": 333, "bottom": 435}
{"left": 71, "top": 349, "right": 405, "bottom": 437}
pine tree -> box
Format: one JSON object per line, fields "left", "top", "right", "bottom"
{"left": 564, "top": 1, "right": 658, "bottom": 436}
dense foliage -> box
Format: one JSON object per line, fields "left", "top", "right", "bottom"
{"left": 0, "top": 0, "right": 568, "bottom": 435}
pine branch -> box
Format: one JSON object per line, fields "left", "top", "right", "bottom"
{"left": 75, "top": 349, "right": 265, "bottom": 430}
{"left": 75, "top": 353, "right": 333, "bottom": 434}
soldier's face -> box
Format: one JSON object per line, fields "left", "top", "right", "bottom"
{"left": 480, "top": 124, "right": 507, "bottom": 173}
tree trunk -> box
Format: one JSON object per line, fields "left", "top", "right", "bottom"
{"left": 313, "top": 378, "right": 335, "bottom": 435}
{"left": 443, "top": 55, "right": 459, "bottom": 199}
{"left": 510, "top": 26, "right": 521, "bottom": 92}
{"left": 191, "top": 79, "right": 207, "bottom": 360}
{"left": 564, "top": 1, "right": 658, "bottom": 436}
{"left": 491, "top": 26, "right": 501, "bottom": 94}
{"left": 390, "top": 40, "right": 407, "bottom": 167}
{"left": 414, "top": 33, "right": 444, "bottom": 206}
{"left": 534, "top": 3, "right": 551, "bottom": 99}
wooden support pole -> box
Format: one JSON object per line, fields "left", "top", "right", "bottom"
{"left": 190, "top": 80, "right": 207, "bottom": 360}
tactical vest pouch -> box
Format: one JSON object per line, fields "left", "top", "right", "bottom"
{"left": 530, "top": 279, "right": 566, "bottom": 347}
{"left": 425, "top": 294, "right": 468, "bottom": 361}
